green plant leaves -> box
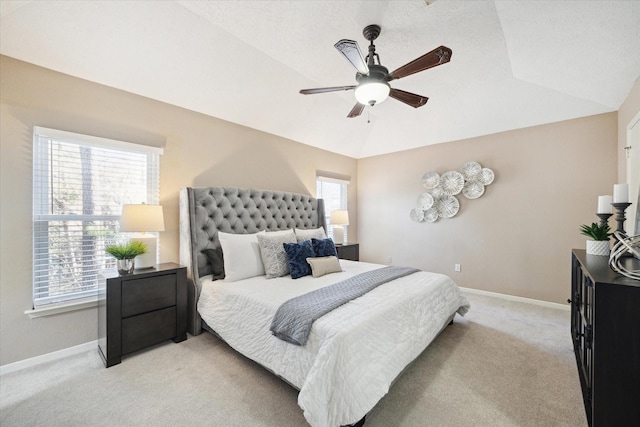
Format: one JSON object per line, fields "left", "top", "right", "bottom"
{"left": 579, "top": 222, "right": 611, "bottom": 241}
{"left": 105, "top": 241, "right": 147, "bottom": 259}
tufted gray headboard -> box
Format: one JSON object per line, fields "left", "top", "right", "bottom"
{"left": 179, "top": 187, "right": 326, "bottom": 335}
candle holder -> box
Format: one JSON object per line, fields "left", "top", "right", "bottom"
{"left": 611, "top": 202, "right": 632, "bottom": 236}
{"left": 596, "top": 213, "right": 613, "bottom": 227}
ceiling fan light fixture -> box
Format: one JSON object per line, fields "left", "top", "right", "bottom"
{"left": 355, "top": 81, "right": 390, "bottom": 106}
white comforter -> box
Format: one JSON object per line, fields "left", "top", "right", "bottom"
{"left": 197, "top": 260, "right": 470, "bottom": 427}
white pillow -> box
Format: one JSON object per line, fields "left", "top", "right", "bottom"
{"left": 218, "top": 231, "right": 266, "bottom": 282}
{"left": 294, "top": 227, "right": 327, "bottom": 242}
{"left": 306, "top": 256, "right": 343, "bottom": 278}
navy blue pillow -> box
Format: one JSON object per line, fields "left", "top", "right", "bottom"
{"left": 283, "top": 240, "right": 315, "bottom": 279}
{"left": 312, "top": 238, "right": 337, "bottom": 257}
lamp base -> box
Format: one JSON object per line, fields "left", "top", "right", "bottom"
{"left": 131, "top": 235, "right": 157, "bottom": 269}
{"left": 333, "top": 226, "right": 345, "bottom": 245}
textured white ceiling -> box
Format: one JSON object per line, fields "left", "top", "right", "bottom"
{"left": 1, "top": 1, "right": 639, "bottom": 158}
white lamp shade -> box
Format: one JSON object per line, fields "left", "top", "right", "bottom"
{"left": 355, "top": 81, "right": 390, "bottom": 106}
{"left": 120, "top": 204, "right": 165, "bottom": 232}
{"left": 330, "top": 210, "right": 349, "bottom": 225}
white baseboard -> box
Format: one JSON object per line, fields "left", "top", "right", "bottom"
{"left": 459, "top": 287, "right": 570, "bottom": 311}
{"left": 0, "top": 340, "right": 98, "bottom": 376}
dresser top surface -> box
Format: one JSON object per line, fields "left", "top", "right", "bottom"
{"left": 573, "top": 249, "right": 640, "bottom": 288}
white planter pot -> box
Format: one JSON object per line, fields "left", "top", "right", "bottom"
{"left": 586, "top": 240, "right": 610, "bottom": 256}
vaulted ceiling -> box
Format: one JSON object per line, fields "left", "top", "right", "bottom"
{"left": 1, "top": 1, "right": 639, "bottom": 158}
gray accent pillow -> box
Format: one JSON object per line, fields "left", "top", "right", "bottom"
{"left": 257, "top": 230, "right": 297, "bottom": 278}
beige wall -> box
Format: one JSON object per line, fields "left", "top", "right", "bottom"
{"left": 617, "top": 77, "right": 640, "bottom": 234}
{"left": 0, "top": 56, "right": 357, "bottom": 365}
{"left": 357, "top": 113, "right": 618, "bottom": 304}
{"left": 617, "top": 76, "right": 640, "bottom": 183}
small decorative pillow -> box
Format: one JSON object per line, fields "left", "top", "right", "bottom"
{"left": 306, "top": 256, "right": 342, "bottom": 278}
{"left": 202, "top": 248, "right": 225, "bottom": 280}
{"left": 311, "top": 238, "right": 337, "bottom": 257}
{"left": 283, "top": 240, "right": 315, "bottom": 279}
{"left": 294, "top": 227, "right": 327, "bottom": 242}
{"left": 218, "top": 231, "right": 266, "bottom": 282}
{"left": 257, "top": 230, "right": 297, "bottom": 278}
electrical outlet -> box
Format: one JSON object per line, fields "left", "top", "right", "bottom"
{"left": 387, "top": 257, "right": 393, "bottom": 265}
{"left": 454, "top": 264, "right": 461, "bottom": 272}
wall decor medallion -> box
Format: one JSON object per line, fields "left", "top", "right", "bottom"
{"left": 479, "top": 168, "right": 494, "bottom": 185}
{"left": 460, "top": 161, "right": 482, "bottom": 181}
{"left": 410, "top": 161, "right": 495, "bottom": 223}
{"left": 410, "top": 208, "right": 425, "bottom": 222}
{"left": 424, "top": 207, "right": 439, "bottom": 223}
{"left": 462, "top": 180, "right": 485, "bottom": 199}
{"left": 439, "top": 171, "right": 464, "bottom": 195}
{"left": 435, "top": 195, "right": 460, "bottom": 218}
{"left": 421, "top": 172, "right": 440, "bottom": 189}
{"left": 417, "top": 192, "right": 435, "bottom": 210}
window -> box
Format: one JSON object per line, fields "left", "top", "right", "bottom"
{"left": 316, "top": 174, "right": 350, "bottom": 240}
{"left": 32, "top": 127, "right": 162, "bottom": 308}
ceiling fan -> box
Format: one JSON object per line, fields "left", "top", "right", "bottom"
{"left": 300, "top": 24, "right": 452, "bottom": 118}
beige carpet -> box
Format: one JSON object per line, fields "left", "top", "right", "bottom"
{"left": 0, "top": 293, "right": 587, "bottom": 427}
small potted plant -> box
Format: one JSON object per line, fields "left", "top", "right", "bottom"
{"left": 105, "top": 241, "right": 147, "bottom": 274}
{"left": 579, "top": 222, "right": 611, "bottom": 256}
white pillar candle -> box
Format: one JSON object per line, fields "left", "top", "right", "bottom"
{"left": 597, "top": 195, "right": 613, "bottom": 213}
{"left": 613, "top": 183, "right": 629, "bottom": 203}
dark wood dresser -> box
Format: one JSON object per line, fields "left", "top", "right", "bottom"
{"left": 570, "top": 249, "right": 640, "bottom": 427}
{"left": 98, "top": 263, "right": 187, "bottom": 367}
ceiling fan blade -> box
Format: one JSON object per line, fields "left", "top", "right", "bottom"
{"left": 334, "top": 39, "right": 369, "bottom": 74}
{"left": 347, "top": 102, "right": 365, "bottom": 118}
{"left": 389, "top": 88, "right": 429, "bottom": 108}
{"left": 389, "top": 46, "right": 452, "bottom": 80}
{"left": 300, "top": 86, "right": 356, "bottom": 95}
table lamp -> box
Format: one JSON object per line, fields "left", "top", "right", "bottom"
{"left": 330, "top": 210, "right": 349, "bottom": 245}
{"left": 120, "top": 203, "right": 165, "bottom": 269}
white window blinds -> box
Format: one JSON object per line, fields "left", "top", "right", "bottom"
{"left": 316, "top": 174, "right": 350, "bottom": 240}
{"left": 32, "top": 127, "right": 162, "bottom": 307}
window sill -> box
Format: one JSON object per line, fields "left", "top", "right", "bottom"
{"left": 25, "top": 295, "right": 104, "bottom": 318}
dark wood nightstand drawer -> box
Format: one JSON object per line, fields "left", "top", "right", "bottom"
{"left": 121, "top": 274, "right": 176, "bottom": 318}
{"left": 122, "top": 306, "right": 177, "bottom": 354}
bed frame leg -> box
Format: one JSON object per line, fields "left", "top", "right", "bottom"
{"left": 342, "top": 416, "right": 365, "bottom": 427}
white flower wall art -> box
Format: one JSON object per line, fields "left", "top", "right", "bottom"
{"left": 410, "top": 161, "right": 495, "bottom": 223}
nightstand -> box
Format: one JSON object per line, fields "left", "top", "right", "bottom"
{"left": 98, "top": 263, "right": 187, "bottom": 367}
{"left": 336, "top": 243, "right": 359, "bottom": 261}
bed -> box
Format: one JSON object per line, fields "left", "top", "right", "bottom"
{"left": 179, "top": 187, "right": 470, "bottom": 427}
